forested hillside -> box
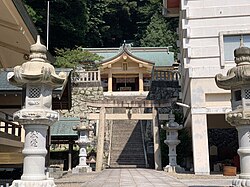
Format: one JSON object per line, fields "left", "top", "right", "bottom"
{"left": 24, "top": 0, "right": 178, "bottom": 56}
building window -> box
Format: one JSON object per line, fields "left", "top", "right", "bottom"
{"left": 224, "top": 35, "right": 250, "bottom": 61}
{"left": 122, "top": 63, "right": 128, "bottom": 71}
{"left": 220, "top": 31, "right": 250, "bottom": 67}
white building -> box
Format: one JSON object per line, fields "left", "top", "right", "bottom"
{"left": 164, "top": 0, "right": 250, "bottom": 175}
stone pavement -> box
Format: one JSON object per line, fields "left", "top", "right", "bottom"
{"left": 55, "top": 168, "right": 236, "bottom": 187}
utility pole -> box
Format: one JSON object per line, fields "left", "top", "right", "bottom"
{"left": 46, "top": 1, "right": 50, "bottom": 50}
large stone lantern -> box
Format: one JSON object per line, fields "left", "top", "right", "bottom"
{"left": 72, "top": 118, "right": 92, "bottom": 173}
{"left": 8, "top": 36, "right": 66, "bottom": 187}
{"left": 161, "top": 112, "right": 184, "bottom": 173}
{"left": 215, "top": 40, "right": 250, "bottom": 186}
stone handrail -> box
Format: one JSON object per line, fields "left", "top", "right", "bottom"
{"left": 72, "top": 70, "right": 101, "bottom": 83}
{"left": 0, "top": 111, "right": 22, "bottom": 138}
{"left": 152, "top": 70, "right": 180, "bottom": 81}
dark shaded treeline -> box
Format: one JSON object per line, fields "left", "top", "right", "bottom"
{"left": 24, "top": 0, "right": 178, "bottom": 55}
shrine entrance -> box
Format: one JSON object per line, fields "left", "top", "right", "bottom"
{"left": 115, "top": 77, "right": 138, "bottom": 91}
{"left": 86, "top": 99, "right": 173, "bottom": 171}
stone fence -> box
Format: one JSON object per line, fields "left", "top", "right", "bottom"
{"left": 72, "top": 70, "right": 100, "bottom": 83}
{"left": 152, "top": 70, "right": 180, "bottom": 81}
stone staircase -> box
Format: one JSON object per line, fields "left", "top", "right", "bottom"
{"left": 109, "top": 107, "right": 147, "bottom": 168}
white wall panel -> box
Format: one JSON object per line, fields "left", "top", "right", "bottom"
{"left": 185, "top": 5, "right": 250, "bottom": 19}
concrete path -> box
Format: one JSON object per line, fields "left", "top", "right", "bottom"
{"left": 55, "top": 168, "right": 235, "bottom": 187}
{"left": 81, "top": 168, "right": 187, "bottom": 187}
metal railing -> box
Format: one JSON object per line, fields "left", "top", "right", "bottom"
{"left": 72, "top": 70, "right": 101, "bottom": 83}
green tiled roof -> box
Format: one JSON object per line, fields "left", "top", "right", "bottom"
{"left": 0, "top": 68, "right": 72, "bottom": 92}
{"left": 50, "top": 117, "right": 79, "bottom": 136}
{"left": 84, "top": 46, "right": 175, "bottom": 67}
{"left": 131, "top": 51, "right": 174, "bottom": 66}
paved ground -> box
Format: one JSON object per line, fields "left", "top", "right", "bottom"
{"left": 55, "top": 168, "right": 236, "bottom": 187}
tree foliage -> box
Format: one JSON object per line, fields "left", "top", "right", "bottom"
{"left": 54, "top": 47, "right": 103, "bottom": 69}
{"left": 140, "top": 13, "right": 178, "bottom": 55}
{"left": 24, "top": 0, "right": 179, "bottom": 58}
{"left": 24, "top": 0, "right": 88, "bottom": 52}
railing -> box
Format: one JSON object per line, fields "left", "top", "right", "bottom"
{"left": 152, "top": 69, "right": 180, "bottom": 81}
{"left": 72, "top": 70, "right": 101, "bottom": 83}
{"left": 0, "top": 111, "right": 21, "bottom": 138}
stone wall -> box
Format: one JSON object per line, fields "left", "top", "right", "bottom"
{"left": 60, "top": 86, "right": 104, "bottom": 118}
{"left": 147, "top": 81, "right": 180, "bottom": 101}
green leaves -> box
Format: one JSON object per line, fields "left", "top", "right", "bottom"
{"left": 24, "top": 0, "right": 179, "bottom": 60}
{"left": 139, "top": 12, "right": 179, "bottom": 58}
{"left": 54, "top": 47, "right": 103, "bottom": 69}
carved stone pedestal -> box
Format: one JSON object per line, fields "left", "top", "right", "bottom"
{"left": 164, "top": 165, "right": 184, "bottom": 173}
{"left": 11, "top": 179, "right": 55, "bottom": 187}
{"left": 72, "top": 119, "right": 92, "bottom": 174}
{"left": 162, "top": 112, "right": 184, "bottom": 173}
{"left": 8, "top": 36, "right": 66, "bottom": 187}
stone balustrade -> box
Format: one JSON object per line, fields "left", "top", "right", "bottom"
{"left": 0, "top": 111, "right": 21, "bottom": 138}
{"left": 152, "top": 70, "right": 180, "bottom": 81}
{"left": 73, "top": 70, "right": 101, "bottom": 83}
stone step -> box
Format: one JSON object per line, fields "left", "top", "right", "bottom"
{"left": 111, "top": 154, "right": 145, "bottom": 159}
{"left": 111, "top": 147, "right": 144, "bottom": 151}
{"left": 110, "top": 160, "right": 145, "bottom": 165}
{"left": 110, "top": 162, "right": 146, "bottom": 168}
{"left": 109, "top": 163, "right": 146, "bottom": 168}
{"left": 110, "top": 154, "right": 145, "bottom": 159}
{"left": 111, "top": 140, "right": 143, "bottom": 144}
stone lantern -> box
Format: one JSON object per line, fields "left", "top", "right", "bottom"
{"left": 215, "top": 40, "right": 250, "bottom": 186}
{"left": 161, "top": 112, "right": 184, "bottom": 172}
{"left": 72, "top": 118, "right": 92, "bottom": 173}
{"left": 8, "top": 36, "right": 66, "bottom": 187}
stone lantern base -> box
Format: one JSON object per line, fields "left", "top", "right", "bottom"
{"left": 232, "top": 179, "right": 250, "bottom": 187}
{"left": 72, "top": 165, "right": 92, "bottom": 174}
{"left": 11, "top": 179, "right": 55, "bottom": 187}
{"left": 164, "top": 165, "right": 185, "bottom": 173}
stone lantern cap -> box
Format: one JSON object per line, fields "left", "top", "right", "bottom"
{"left": 72, "top": 118, "right": 93, "bottom": 131}
{"left": 161, "top": 112, "right": 183, "bottom": 130}
{"left": 7, "top": 35, "right": 66, "bottom": 88}
{"left": 215, "top": 40, "right": 250, "bottom": 90}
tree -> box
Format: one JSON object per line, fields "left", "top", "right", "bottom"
{"left": 101, "top": 0, "right": 138, "bottom": 47}
{"left": 54, "top": 47, "right": 103, "bottom": 69}
{"left": 24, "top": 0, "right": 179, "bottom": 52}
{"left": 84, "top": 0, "right": 109, "bottom": 47}
{"left": 24, "top": 0, "right": 88, "bottom": 53}
{"left": 140, "top": 12, "right": 178, "bottom": 54}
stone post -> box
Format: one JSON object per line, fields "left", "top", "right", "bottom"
{"left": 152, "top": 106, "right": 162, "bottom": 170}
{"left": 161, "top": 112, "right": 184, "bottom": 173}
{"left": 72, "top": 118, "right": 92, "bottom": 173}
{"left": 215, "top": 40, "right": 250, "bottom": 187}
{"left": 8, "top": 36, "right": 66, "bottom": 187}
{"left": 96, "top": 106, "right": 105, "bottom": 171}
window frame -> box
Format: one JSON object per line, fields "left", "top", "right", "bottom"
{"left": 219, "top": 30, "right": 250, "bottom": 67}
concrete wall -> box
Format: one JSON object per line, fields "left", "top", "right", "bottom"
{"left": 179, "top": 0, "right": 250, "bottom": 175}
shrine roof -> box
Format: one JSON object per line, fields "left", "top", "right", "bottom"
{"left": 50, "top": 117, "right": 79, "bottom": 137}
{"left": 83, "top": 45, "right": 175, "bottom": 67}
